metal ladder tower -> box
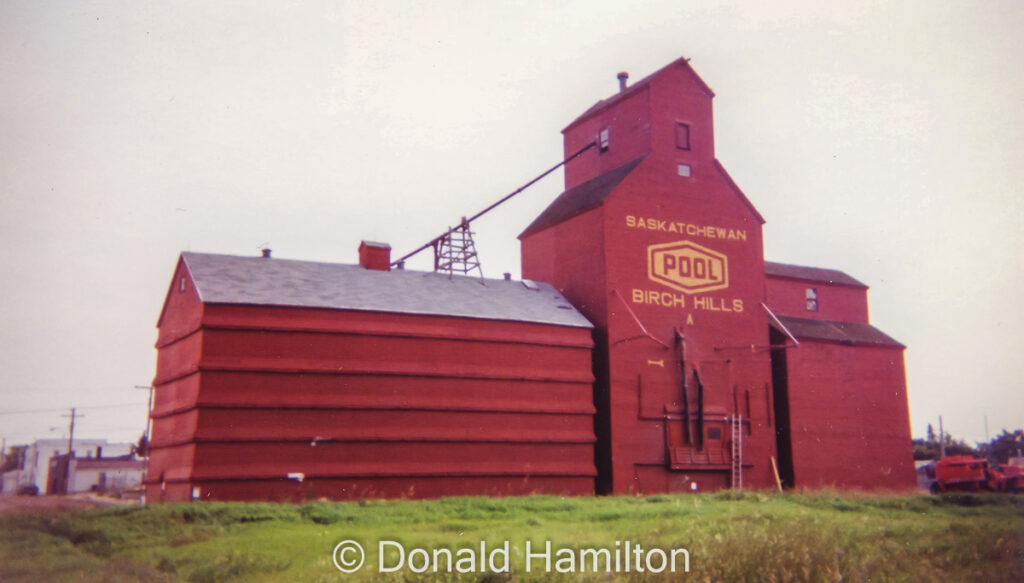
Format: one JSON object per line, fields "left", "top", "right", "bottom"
{"left": 434, "top": 217, "right": 483, "bottom": 280}
{"left": 731, "top": 414, "right": 743, "bottom": 490}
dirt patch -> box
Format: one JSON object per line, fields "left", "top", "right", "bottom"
{"left": 0, "top": 494, "right": 140, "bottom": 514}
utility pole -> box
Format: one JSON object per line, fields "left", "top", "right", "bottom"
{"left": 134, "top": 385, "right": 154, "bottom": 452}
{"left": 135, "top": 385, "right": 154, "bottom": 505}
{"left": 65, "top": 408, "right": 77, "bottom": 457}
{"left": 939, "top": 415, "right": 945, "bottom": 458}
{"left": 58, "top": 408, "right": 81, "bottom": 495}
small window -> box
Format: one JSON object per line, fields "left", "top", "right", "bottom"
{"left": 675, "top": 122, "right": 691, "bottom": 150}
{"left": 179, "top": 277, "right": 186, "bottom": 292}
{"left": 805, "top": 287, "right": 818, "bottom": 312}
{"left": 707, "top": 427, "right": 722, "bottom": 440}
{"left": 598, "top": 128, "right": 610, "bottom": 151}
{"left": 677, "top": 163, "right": 691, "bottom": 177}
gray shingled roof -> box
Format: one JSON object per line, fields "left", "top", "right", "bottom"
{"left": 520, "top": 156, "right": 645, "bottom": 237}
{"left": 773, "top": 315, "right": 904, "bottom": 348}
{"left": 181, "top": 252, "right": 592, "bottom": 328}
{"left": 765, "top": 261, "right": 867, "bottom": 288}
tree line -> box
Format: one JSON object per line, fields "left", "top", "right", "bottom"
{"left": 913, "top": 426, "right": 1023, "bottom": 465}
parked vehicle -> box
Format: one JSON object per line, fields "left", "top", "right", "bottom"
{"left": 927, "top": 456, "right": 1004, "bottom": 494}
{"left": 997, "top": 464, "right": 1024, "bottom": 493}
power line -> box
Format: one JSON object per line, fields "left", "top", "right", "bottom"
{"left": 0, "top": 402, "right": 145, "bottom": 416}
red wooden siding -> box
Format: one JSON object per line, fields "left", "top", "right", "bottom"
{"left": 765, "top": 273, "right": 870, "bottom": 324}
{"left": 524, "top": 58, "right": 777, "bottom": 495}
{"left": 782, "top": 342, "right": 915, "bottom": 490}
{"left": 149, "top": 286, "right": 596, "bottom": 502}
{"left": 522, "top": 57, "right": 913, "bottom": 495}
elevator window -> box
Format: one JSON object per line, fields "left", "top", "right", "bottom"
{"left": 806, "top": 287, "right": 818, "bottom": 312}
{"left": 675, "top": 122, "right": 691, "bottom": 150}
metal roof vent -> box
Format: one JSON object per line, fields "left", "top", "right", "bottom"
{"left": 617, "top": 71, "right": 629, "bottom": 92}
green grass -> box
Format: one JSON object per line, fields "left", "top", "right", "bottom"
{"left": 1, "top": 491, "right": 1021, "bottom": 582}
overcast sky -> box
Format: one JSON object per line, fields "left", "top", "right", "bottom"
{"left": 1, "top": 0, "right": 1021, "bottom": 449}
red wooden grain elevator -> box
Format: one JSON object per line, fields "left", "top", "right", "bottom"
{"left": 150, "top": 58, "right": 915, "bottom": 501}
{"left": 520, "top": 58, "right": 914, "bottom": 494}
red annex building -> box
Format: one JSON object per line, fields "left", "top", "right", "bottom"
{"left": 149, "top": 58, "right": 915, "bottom": 502}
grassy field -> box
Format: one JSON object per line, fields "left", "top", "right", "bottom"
{"left": 0, "top": 491, "right": 1021, "bottom": 582}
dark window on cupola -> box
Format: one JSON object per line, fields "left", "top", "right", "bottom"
{"left": 675, "top": 122, "right": 691, "bottom": 150}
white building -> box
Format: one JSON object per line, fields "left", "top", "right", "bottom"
{"left": 1, "top": 439, "right": 133, "bottom": 494}
{"left": 64, "top": 456, "right": 145, "bottom": 493}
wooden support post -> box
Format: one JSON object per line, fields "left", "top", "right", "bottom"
{"left": 770, "top": 456, "right": 784, "bottom": 492}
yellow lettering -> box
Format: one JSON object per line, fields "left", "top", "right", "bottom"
{"left": 647, "top": 290, "right": 661, "bottom": 306}
{"left": 687, "top": 297, "right": 745, "bottom": 313}
{"left": 660, "top": 292, "right": 685, "bottom": 308}
{"left": 625, "top": 213, "right": 747, "bottom": 244}
{"left": 630, "top": 289, "right": 689, "bottom": 310}
{"left": 686, "top": 313, "right": 695, "bottom": 325}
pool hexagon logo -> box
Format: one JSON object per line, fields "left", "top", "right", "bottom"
{"left": 647, "top": 240, "right": 729, "bottom": 294}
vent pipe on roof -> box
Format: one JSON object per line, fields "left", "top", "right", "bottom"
{"left": 617, "top": 71, "right": 629, "bottom": 92}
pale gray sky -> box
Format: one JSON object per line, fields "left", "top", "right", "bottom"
{"left": 1, "top": 0, "right": 1021, "bottom": 447}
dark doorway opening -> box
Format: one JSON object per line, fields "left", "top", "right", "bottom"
{"left": 769, "top": 327, "right": 795, "bottom": 488}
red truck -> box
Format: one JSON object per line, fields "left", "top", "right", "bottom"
{"left": 927, "top": 456, "right": 1006, "bottom": 494}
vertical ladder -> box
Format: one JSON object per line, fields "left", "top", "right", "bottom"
{"left": 731, "top": 414, "right": 743, "bottom": 490}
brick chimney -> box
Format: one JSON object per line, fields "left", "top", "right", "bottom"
{"left": 358, "top": 241, "right": 391, "bottom": 271}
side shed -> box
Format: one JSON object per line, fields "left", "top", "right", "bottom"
{"left": 765, "top": 262, "right": 915, "bottom": 490}
{"left": 148, "top": 248, "right": 595, "bottom": 502}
